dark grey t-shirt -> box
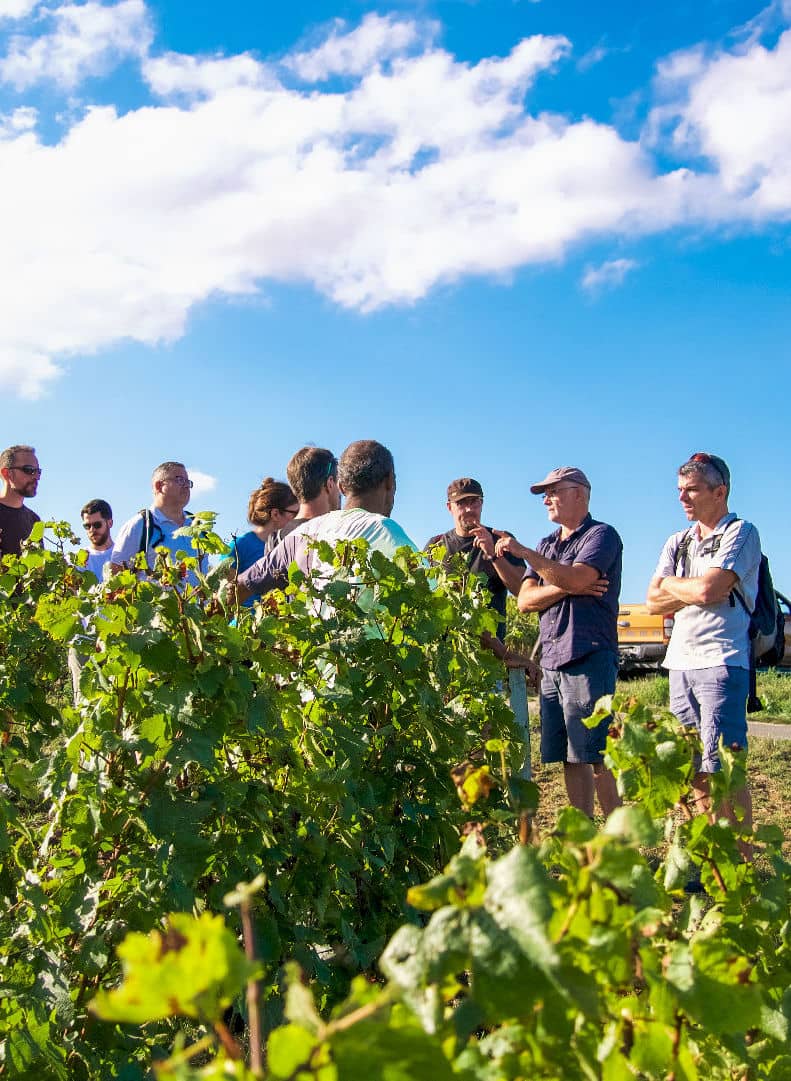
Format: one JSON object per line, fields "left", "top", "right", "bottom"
{"left": 0, "top": 503, "right": 40, "bottom": 557}
{"left": 426, "top": 526, "right": 524, "bottom": 641}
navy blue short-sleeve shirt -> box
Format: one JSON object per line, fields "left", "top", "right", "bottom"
{"left": 525, "top": 514, "right": 622, "bottom": 670}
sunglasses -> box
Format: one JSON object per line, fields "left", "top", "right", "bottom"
{"left": 10, "top": 465, "right": 41, "bottom": 477}
{"left": 84, "top": 521, "right": 106, "bottom": 531}
{"left": 166, "top": 477, "right": 193, "bottom": 488}
{"left": 688, "top": 452, "right": 728, "bottom": 487}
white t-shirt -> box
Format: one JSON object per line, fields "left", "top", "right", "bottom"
{"left": 238, "top": 508, "right": 417, "bottom": 598}
{"left": 655, "top": 513, "right": 761, "bottom": 670}
{"left": 85, "top": 548, "right": 113, "bottom": 581}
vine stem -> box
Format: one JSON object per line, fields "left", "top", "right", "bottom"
{"left": 677, "top": 798, "right": 728, "bottom": 892}
{"left": 321, "top": 990, "right": 394, "bottom": 1036}
{"left": 214, "top": 1019, "right": 244, "bottom": 1060}
{"left": 239, "top": 898, "right": 263, "bottom": 1074}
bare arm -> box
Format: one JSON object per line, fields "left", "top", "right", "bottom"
{"left": 646, "top": 575, "right": 685, "bottom": 614}
{"left": 655, "top": 567, "right": 738, "bottom": 608}
{"left": 494, "top": 531, "right": 602, "bottom": 594}
{"left": 518, "top": 577, "right": 568, "bottom": 613}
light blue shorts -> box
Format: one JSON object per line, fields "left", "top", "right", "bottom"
{"left": 669, "top": 666, "right": 749, "bottom": 773}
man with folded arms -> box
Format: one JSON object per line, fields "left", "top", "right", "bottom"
{"left": 494, "top": 467, "right": 622, "bottom": 818}
{"left": 646, "top": 452, "right": 759, "bottom": 855}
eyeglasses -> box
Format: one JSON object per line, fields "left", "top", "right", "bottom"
{"left": 285, "top": 506, "right": 299, "bottom": 517}
{"left": 325, "top": 458, "right": 338, "bottom": 482}
{"left": 166, "top": 477, "right": 193, "bottom": 488}
{"left": 543, "top": 485, "right": 580, "bottom": 498}
{"left": 83, "top": 521, "right": 106, "bottom": 531}
{"left": 688, "top": 453, "right": 728, "bottom": 487}
{"left": 9, "top": 465, "right": 41, "bottom": 477}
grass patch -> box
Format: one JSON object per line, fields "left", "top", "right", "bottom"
{"left": 753, "top": 669, "right": 791, "bottom": 720}
{"left": 616, "top": 674, "right": 669, "bottom": 708}
{"left": 523, "top": 680, "right": 790, "bottom": 855}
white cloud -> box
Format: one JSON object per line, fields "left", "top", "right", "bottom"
{"left": 287, "top": 13, "right": 432, "bottom": 82}
{"left": 0, "top": 11, "right": 789, "bottom": 396}
{"left": 577, "top": 44, "right": 609, "bottom": 71}
{"left": 0, "top": 0, "right": 152, "bottom": 90}
{"left": 143, "top": 51, "right": 273, "bottom": 98}
{"left": 0, "top": 0, "right": 39, "bottom": 19}
{"left": 581, "top": 258, "right": 639, "bottom": 293}
{"left": 650, "top": 27, "right": 791, "bottom": 213}
{"left": 0, "top": 105, "right": 37, "bottom": 136}
{"left": 187, "top": 470, "right": 217, "bottom": 498}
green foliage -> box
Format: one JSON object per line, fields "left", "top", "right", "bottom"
{"left": 96, "top": 690, "right": 791, "bottom": 1079}
{"left": 0, "top": 523, "right": 517, "bottom": 1077}
{"left": 504, "top": 596, "right": 539, "bottom": 655}
{"left": 1, "top": 528, "right": 790, "bottom": 1079}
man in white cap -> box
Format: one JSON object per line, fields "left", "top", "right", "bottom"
{"left": 494, "top": 467, "right": 622, "bottom": 818}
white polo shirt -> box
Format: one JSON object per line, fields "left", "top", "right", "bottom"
{"left": 655, "top": 512, "right": 761, "bottom": 671}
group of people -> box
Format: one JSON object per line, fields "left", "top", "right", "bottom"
{"left": 0, "top": 441, "right": 759, "bottom": 845}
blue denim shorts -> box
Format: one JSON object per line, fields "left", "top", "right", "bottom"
{"left": 540, "top": 650, "right": 617, "bottom": 765}
{"left": 669, "top": 666, "right": 749, "bottom": 773}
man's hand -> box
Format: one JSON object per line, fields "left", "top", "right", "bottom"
{"left": 470, "top": 525, "right": 496, "bottom": 559}
{"left": 493, "top": 531, "right": 531, "bottom": 560}
{"left": 578, "top": 576, "right": 609, "bottom": 597}
{"left": 502, "top": 647, "right": 541, "bottom": 691}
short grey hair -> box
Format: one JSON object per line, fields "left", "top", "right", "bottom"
{"left": 678, "top": 453, "right": 730, "bottom": 496}
{"left": 152, "top": 461, "right": 186, "bottom": 483}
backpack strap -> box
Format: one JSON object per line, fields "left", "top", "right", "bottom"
{"left": 672, "top": 527, "right": 694, "bottom": 577}
{"left": 137, "top": 509, "right": 165, "bottom": 555}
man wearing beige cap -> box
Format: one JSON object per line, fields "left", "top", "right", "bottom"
{"left": 494, "top": 467, "right": 622, "bottom": 818}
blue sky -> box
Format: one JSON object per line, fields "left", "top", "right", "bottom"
{"left": 0, "top": 0, "right": 789, "bottom": 598}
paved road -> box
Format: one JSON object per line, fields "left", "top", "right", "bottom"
{"left": 748, "top": 720, "right": 791, "bottom": 740}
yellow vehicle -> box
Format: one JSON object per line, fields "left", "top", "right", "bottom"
{"left": 617, "top": 593, "right": 791, "bottom": 674}
{"left": 617, "top": 604, "right": 674, "bottom": 674}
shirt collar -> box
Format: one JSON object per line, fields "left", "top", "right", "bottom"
{"left": 150, "top": 504, "right": 189, "bottom": 527}
{"left": 693, "top": 511, "right": 736, "bottom": 541}
{"left": 553, "top": 511, "right": 592, "bottom": 542}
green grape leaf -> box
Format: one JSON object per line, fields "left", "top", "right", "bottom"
{"left": 91, "top": 912, "right": 255, "bottom": 1023}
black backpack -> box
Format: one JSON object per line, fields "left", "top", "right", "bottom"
{"left": 733, "top": 555, "right": 785, "bottom": 666}
{"left": 137, "top": 509, "right": 165, "bottom": 555}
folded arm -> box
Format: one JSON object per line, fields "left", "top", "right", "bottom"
{"left": 646, "top": 567, "right": 738, "bottom": 613}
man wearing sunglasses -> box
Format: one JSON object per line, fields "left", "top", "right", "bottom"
{"left": 111, "top": 461, "right": 207, "bottom": 586}
{"left": 80, "top": 499, "right": 114, "bottom": 580}
{"left": 646, "top": 452, "right": 760, "bottom": 855}
{"left": 494, "top": 467, "right": 622, "bottom": 819}
{"left": 0, "top": 444, "right": 42, "bottom": 557}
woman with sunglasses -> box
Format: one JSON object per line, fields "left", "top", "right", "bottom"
{"left": 225, "top": 478, "right": 299, "bottom": 579}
